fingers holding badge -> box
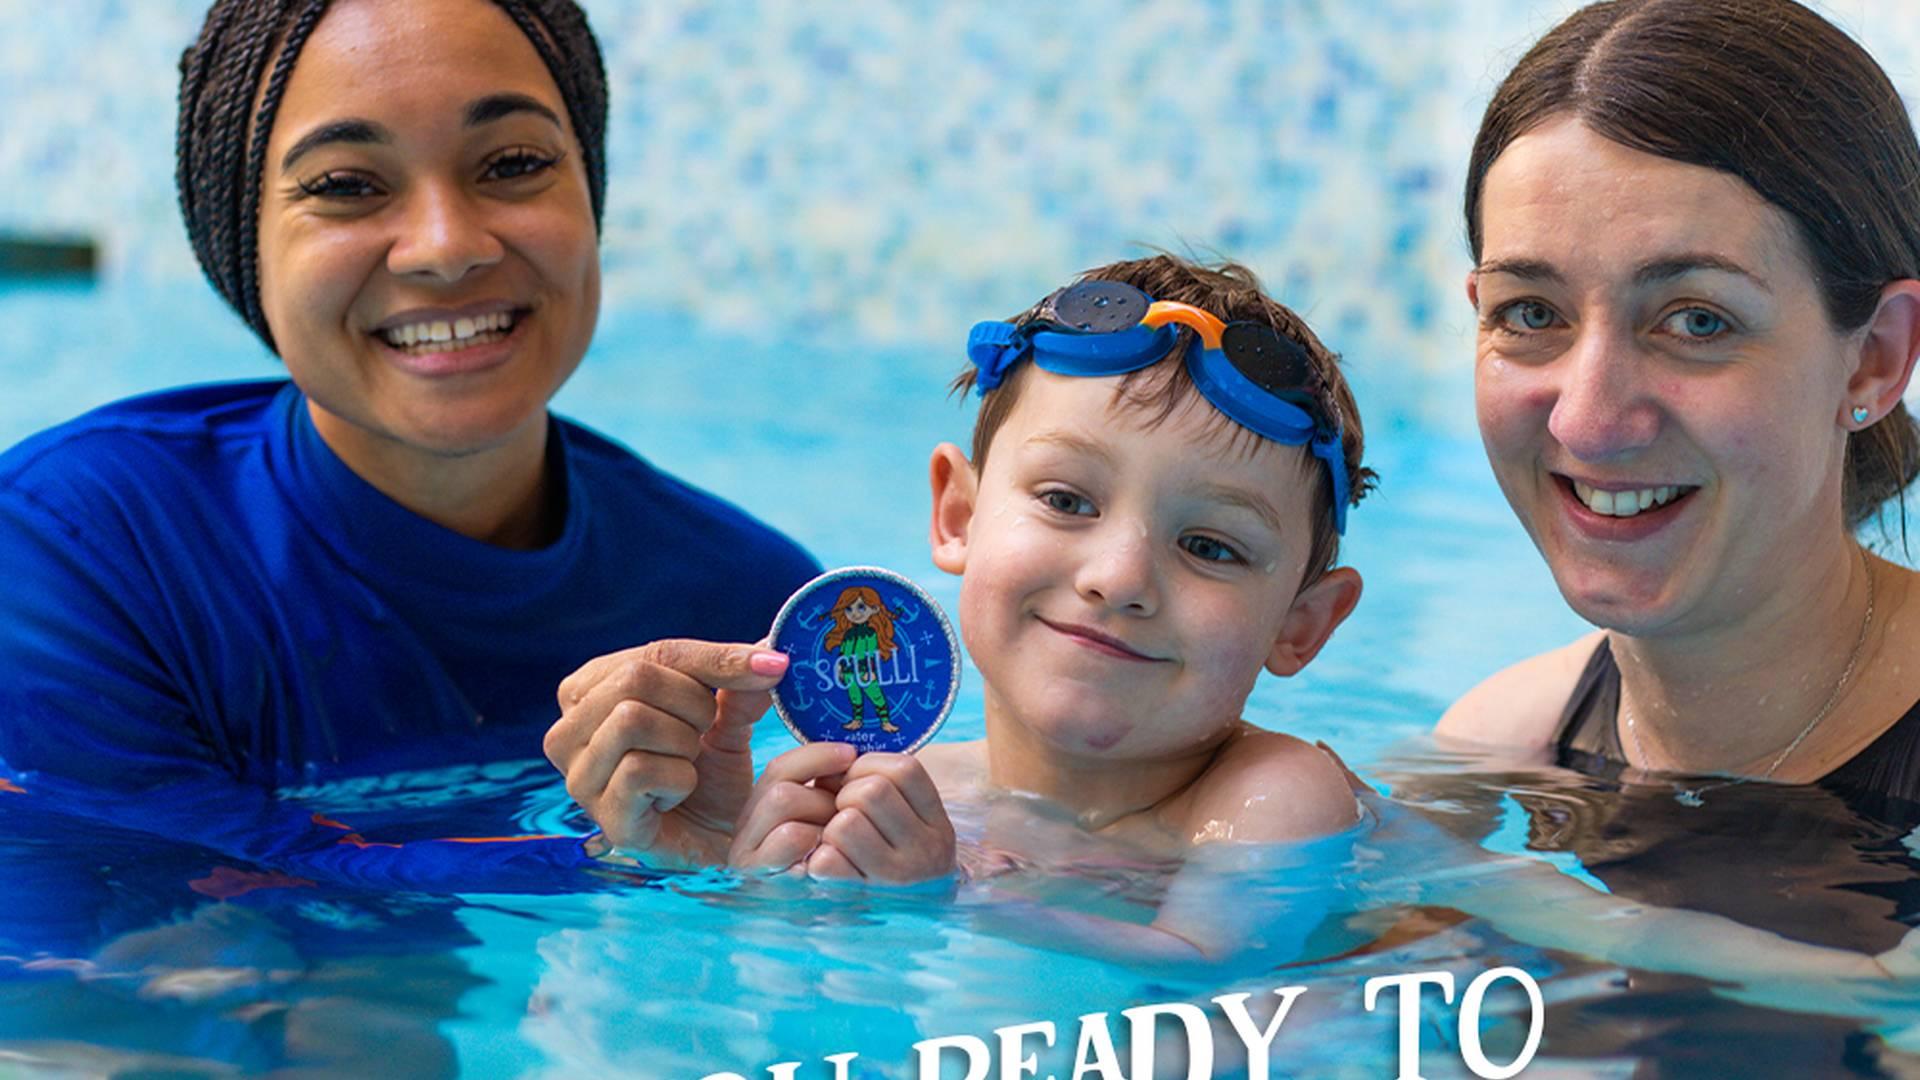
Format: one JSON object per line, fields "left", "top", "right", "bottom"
{"left": 731, "top": 568, "right": 962, "bottom": 883}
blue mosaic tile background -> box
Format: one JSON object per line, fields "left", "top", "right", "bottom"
{"left": 3, "top": 0, "right": 1917, "bottom": 374}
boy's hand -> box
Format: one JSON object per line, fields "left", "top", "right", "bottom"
{"left": 806, "top": 752, "right": 957, "bottom": 885}
{"left": 544, "top": 639, "right": 789, "bottom": 867}
{"left": 729, "top": 742, "right": 859, "bottom": 872}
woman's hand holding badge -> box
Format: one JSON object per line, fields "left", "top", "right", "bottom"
{"left": 544, "top": 638, "right": 790, "bottom": 867}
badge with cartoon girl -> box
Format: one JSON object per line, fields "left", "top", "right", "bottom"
{"left": 825, "top": 585, "right": 899, "bottom": 733}
{"left": 768, "top": 567, "right": 960, "bottom": 754}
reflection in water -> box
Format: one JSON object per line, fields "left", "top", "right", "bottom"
{"left": 8, "top": 745, "right": 1920, "bottom": 1076}
{"left": 500, "top": 790, "right": 1547, "bottom": 1079}
{"left": 0, "top": 839, "right": 484, "bottom": 1076}
{"left": 1382, "top": 741, "right": 1920, "bottom": 1077}
{"left": 0, "top": 761, "right": 582, "bottom": 1077}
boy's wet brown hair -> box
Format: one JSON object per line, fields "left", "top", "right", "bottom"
{"left": 952, "top": 254, "right": 1375, "bottom": 584}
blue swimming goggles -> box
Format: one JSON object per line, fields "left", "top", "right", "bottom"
{"left": 967, "top": 281, "right": 1351, "bottom": 533}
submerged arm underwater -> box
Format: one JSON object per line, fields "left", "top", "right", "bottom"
{"left": 955, "top": 780, "right": 1920, "bottom": 1027}
{"left": 0, "top": 765, "right": 609, "bottom": 901}
{"left": 954, "top": 825, "right": 1361, "bottom": 978}
{"left": 1353, "top": 779, "right": 1920, "bottom": 1023}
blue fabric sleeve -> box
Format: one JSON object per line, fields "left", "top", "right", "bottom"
{"left": 0, "top": 383, "right": 818, "bottom": 898}
{"left": 0, "top": 490, "right": 601, "bottom": 893}
{"left": 0, "top": 487, "right": 210, "bottom": 781}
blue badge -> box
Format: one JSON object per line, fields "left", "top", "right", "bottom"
{"left": 768, "top": 567, "right": 960, "bottom": 754}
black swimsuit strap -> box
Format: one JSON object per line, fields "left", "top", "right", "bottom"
{"left": 1551, "top": 637, "right": 1624, "bottom": 768}
{"left": 1825, "top": 694, "right": 1920, "bottom": 810}
{"left": 1550, "top": 635, "right": 1920, "bottom": 808}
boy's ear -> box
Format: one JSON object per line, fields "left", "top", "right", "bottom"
{"left": 1842, "top": 279, "right": 1920, "bottom": 428}
{"left": 928, "top": 442, "right": 977, "bottom": 576}
{"left": 1265, "top": 567, "right": 1362, "bottom": 677}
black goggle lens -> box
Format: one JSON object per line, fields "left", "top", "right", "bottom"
{"left": 1220, "top": 321, "right": 1331, "bottom": 427}
{"left": 1220, "top": 322, "right": 1314, "bottom": 392}
{"left": 1047, "top": 281, "right": 1151, "bottom": 333}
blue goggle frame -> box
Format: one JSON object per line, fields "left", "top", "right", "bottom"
{"left": 967, "top": 283, "right": 1351, "bottom": 533}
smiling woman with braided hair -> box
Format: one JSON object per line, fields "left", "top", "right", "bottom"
{"left": 0, "top": 0, "right": 818, "bottom": 882}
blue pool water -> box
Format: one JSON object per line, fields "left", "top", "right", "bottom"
{"left": 9, "top": 278, "right": 1920, "bottom": 1078}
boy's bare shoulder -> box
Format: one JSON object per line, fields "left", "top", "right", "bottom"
{"left": 1435, "top": 631, "right": 1606, "bottom": 749}
{"left": 916, "top": 739, "right": 987, "bottom": 798}
{"left": 1180, "top": 727, "right": 1360, "bottom": 845}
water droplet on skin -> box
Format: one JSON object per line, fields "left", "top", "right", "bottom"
{"left": 1192, "top": 818, "right": 1235, "bottom": 843}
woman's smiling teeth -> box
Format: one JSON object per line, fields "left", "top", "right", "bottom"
{"left": 380, "top": 311, "right": 516, "bottom": 352}
{"left": 1571, "top": 479, "right": 1685, "bottom": 517}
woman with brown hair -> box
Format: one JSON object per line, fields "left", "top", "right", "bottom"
{"left": 1443, "top": 0, "right": 1920, "bottom": 809}
{"left": 1421, "top": 8, "right": 1920, "bottom": 1064}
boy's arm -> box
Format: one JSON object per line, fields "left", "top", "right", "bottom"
{"left": 964, "top": 831, "right": 1356, "bottom": 975}
{"left": 1179, "top": 731, "right": 1363, "bottom": 844}
{"left": 967, "top": 735, "right": 1360, "bottom": 972}
{"left": 1134, "top": 735, "right": 1359, "bottom": 962}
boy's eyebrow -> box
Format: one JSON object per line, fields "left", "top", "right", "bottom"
{"left": 1196, "top": 483, "right": 1286, "bottom": 535}
{"left": 1023, "top": 430, "right": 1116, "bottom": 466}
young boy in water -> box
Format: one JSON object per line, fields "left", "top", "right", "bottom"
{"left": 729, "top": 255, "right": 1373, "bottom": 961}
{"left": 729, "top": 256, "right": 1920, "bottom": 994}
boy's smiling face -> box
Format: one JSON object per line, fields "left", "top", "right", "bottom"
{"left": 930, "top": 368, "right": 1360, "bottom": 763}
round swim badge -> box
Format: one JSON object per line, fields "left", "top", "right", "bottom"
{"left": 768, "top": 567, "right": 960, "bottom": 754}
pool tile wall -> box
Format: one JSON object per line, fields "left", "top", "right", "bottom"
{"left": 3, "top": 0, "right": 1917, "bottom": 374}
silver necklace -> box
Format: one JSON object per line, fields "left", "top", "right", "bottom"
{"left": 1621, "top": 555, "right": 1877, "bottom": 807}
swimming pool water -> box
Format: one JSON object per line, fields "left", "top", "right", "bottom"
{"left": 7, "top": 279, "right": 1920, "bottom": 1078}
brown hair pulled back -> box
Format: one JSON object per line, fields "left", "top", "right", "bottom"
{"left": 951, "top": 254, "right": 1376, "bottom": 585}
{"left": 176, "top": 0, "right": 608, "bottom": 355}
{"left": 1464, "top": 0, "right": 1920, "bottom": 529}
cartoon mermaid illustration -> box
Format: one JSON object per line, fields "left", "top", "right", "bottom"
{"left": 823, "top": 586, "right": 897, "bottom": 733}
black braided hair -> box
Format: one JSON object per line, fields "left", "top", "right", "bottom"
{"left": 175, "top": 0, "right": 609, "bottom": 355}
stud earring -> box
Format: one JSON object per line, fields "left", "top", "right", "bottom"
{"left": 1853, "top": 405, "right": 1873, "bottom": 425}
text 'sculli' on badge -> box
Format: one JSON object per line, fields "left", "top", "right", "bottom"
{"left": 767, "top": 567, "right": 959, "bottom": 754}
